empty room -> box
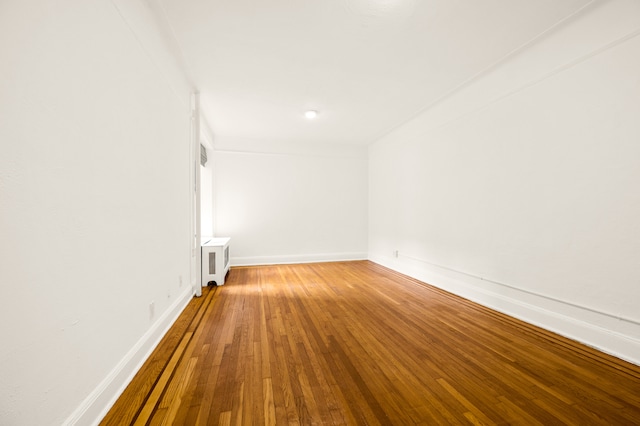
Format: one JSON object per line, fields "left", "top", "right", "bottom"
{"left": 1, "top": 0, "right": 639, "bottom": 424}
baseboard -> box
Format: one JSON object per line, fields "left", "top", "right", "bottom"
{"left": 232, "top": 252, "right": 368, "bottom": 267}
{"left": 63, "top": 286, "right": 195, "bottom": 426}
{"left": 369, "top": 254, "right": 640, "bottom": 367}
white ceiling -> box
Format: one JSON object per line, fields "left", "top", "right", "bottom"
{"left": 154, "top": 0, "right": 592, "bottom": 147}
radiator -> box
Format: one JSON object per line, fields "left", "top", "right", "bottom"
{"left": 201, "top": 237, "right": 231, "bottom": 286}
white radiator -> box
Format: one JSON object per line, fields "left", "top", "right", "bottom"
{"left": 201, "top": 237, "right": 231, "bottom": 286}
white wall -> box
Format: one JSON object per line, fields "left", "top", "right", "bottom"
{"left": 369, "top": 0, "right": 640, "bottom": 365}
{"left": 213, "top": 142, "right": 368, "bottom": 265}
{"left": 200, "top": 164, "right": 214, "bottom": 238}
{"left": 200, "top": 127, "right": 216, "bottom": 239}
{"left": 0, "top": 1, "right": 195, "bottom": 424}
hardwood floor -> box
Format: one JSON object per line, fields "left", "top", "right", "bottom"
{"left": 101, "top": 261, "right": 640, "bottom": 425}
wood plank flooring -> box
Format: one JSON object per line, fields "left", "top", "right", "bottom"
{"left": 101, "top": 261, "right": 640, "bottom": 425}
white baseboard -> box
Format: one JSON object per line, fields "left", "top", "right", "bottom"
{"left": 63, "top": 286, "right": 195, "bottom": 426}
{"left": 369, "top": 254, "right": 640, "bottom": 367}
{"left": 232, "top": 251, "right": 368, "bottom": 267}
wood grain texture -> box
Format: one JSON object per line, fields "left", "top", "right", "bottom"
{"left": 102, "top": 261, "right": 640, "bottom": 425}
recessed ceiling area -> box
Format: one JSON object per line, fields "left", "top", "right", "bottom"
{"left": 152, "top": 0, "right": 593, "bottom": 147}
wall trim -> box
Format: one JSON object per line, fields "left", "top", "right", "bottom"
{"left": 232, "top": 252, "right": 368, "bottom": 267}
{"left": 397, "top": 253, "right": 640, "bottom": 326}
{"left": 370, "top": 0, "right": 600, "bottom": 144}
{"left": 63, "top": 287, "right": 195, "bottom": 426}
{"left": 428, "top": 26, "right": 640, "bottom": 139}
{"left": 369, "top": 254, "right": 640, "bottom": 367}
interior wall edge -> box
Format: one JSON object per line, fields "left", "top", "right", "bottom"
{"left": 212, "top": 136, "right": 368, "bottom": 159}
{"left": 109, "top": 0, "right": 193, "bottom": 107}
{"left": 368, "top": 255, "right": 640, "bottom": 367}
{"left": 231, "top": 252, "right": 368, "bottom": 267}
{"left": 63, "top": 287, "right": 194, "bottom": 426}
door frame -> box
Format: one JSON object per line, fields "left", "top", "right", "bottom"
{"left": 190, "top": 92, "right": 202, "bottom": 297}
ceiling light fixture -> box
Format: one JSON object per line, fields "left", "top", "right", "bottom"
{"left": 305, "top": 110, "right": 318, "bottom": 119}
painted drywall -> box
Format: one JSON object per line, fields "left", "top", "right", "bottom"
{"left": 199, "top": 130, "right": 216, "bottom": 240}
{"left": 201, "top": 164, "right": 214, "bottom": 238}
{"left": 200, "top": 132, "right": 215, "bottom": 239}
{"left": 369, "top": 0, "right": 640, "bottom": 364}
{"left": 213, "top": 143, "right": 368, "bottom": 265}
{"left": 0, "top": 0, "right": 195, "bottom": 424}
